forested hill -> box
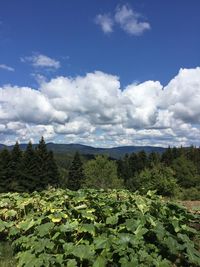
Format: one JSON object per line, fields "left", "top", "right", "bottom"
{"left": 0, "top": 143, "right": 166, "bottom": 158}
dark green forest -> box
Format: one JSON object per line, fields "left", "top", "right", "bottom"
{"left": 0, "top": 137, "right": 200, "bottom": 199}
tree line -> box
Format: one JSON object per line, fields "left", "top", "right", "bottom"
{"left": 0, "top": 138, "right": 200, "bottom": 199}
{"left": 67, "top": 146, "right": 200, "bottom": 199}
{"left": 0, "top": 137, "right": 59, "bottom": 192}
{"left": 116, "top": 146, "right": 200, "bottom": 198}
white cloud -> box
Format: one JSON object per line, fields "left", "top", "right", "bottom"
{"left": 1, "top": 67, "right": 200, "bottom": 147}
{"left": 0, "top": 64, "right": 15, "bottom": 72}
{"left": 54, "top": 118, "right": 95, "bottom": 135}
{"left": 0, "top": 85, "right": 67, "bottom": 124}
{"left": 123, "top": 81, "right": 162, "bottom": 128}
{"left": 160, "top": 67, "right": 200, "bottom": 124}
{"left": 95, "top": 14, "right": 114, "bottom": 33}
{"left": 115, "top": 5, "right": 150, "bottom": 35}
{"left": 95, "top": 4, "right": 150, "bottom": 36}
{"left": 21, "top": 53, "right": 60, "bottom": 69}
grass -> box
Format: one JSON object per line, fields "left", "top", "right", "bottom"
{"left": 0, "top": 242, "right": 16, "bottom": 267}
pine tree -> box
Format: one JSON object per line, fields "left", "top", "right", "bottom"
{"left": 148, "top": 152, "right": 160, "bottom": 167}
{"left": 35, "top": 137, "right": 60, "bottom": 190}
{"left": 117, "top": 159, "right": 124, "bottom": 179}
{"left": 0, "top": 149, "right": 11, "bottom": 192}
{"left": 68, "top": 152, "right": 84, "bottom": 190}
{"left": 161, "top": 146, "right": 173, "bottom": 165}
{"left": 137, "top": 150, "right": 148, "bottom": 172}
{"left": 128, "top": 153, "right": 139, "bottom": 176}
{"left": 20, "top": 141, "right": 38, "bottom": 191}
{"left": 9, "top": 141, "right": 23, "bottom": 191}
{"left": 46, "top": 150, "right": 60, "bottom": 187}
{"left": 35, "top": 136, "right": 50, "bottom": 190}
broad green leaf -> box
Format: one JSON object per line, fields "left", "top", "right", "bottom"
{"left": 80, "top": 223, "right": 95, "bottom": 236}
{"left": 17, "top": 219, "right": 35, "bottom": 231}
{"left": 36, "top": 222, "right": 54, "bottom": 237}
{"left": 134, "top": 224, "right": 148, "bottom": 238}
{"left": 0, "top": 220, "right": 6, "bottom": 232}
{"left": 71, "top": 244, "right": 94, "bottom": 260}
{"left": 106, "top": 215, "right": 118, "bottom": 225}
{"left": 67, "top": 259, "right": 77, "bottom": 267}
{"left": 94, "top": 236, "right": 108, "bottom": 249}
{"left": 93, "top": 255, "right": 106, "bottom": 267}
{"left": 5, "top": 209, "right": 17, "bottom": 218}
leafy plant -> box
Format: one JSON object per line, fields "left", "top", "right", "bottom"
{"left": 0, "top": 189, "right": 199, "bottom": 266}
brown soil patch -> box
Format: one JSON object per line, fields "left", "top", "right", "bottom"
{"left": 179, "top": 200, "right": 200, "bottom": 213}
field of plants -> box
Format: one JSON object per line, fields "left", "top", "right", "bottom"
{"left": 0, "top": 188, "right": 200, "bottom": 267}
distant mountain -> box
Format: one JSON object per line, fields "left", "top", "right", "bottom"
{"left": 0, "top": 143, "right": 166, "bottom": 158}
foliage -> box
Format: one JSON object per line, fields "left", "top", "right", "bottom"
{"left": 9, "top": 142, "right": 23, "bottom": 192}
{"left": 0, "top": 242, "right": 16, "bottom": 267}
{"left": 179, "top": 187, "right": 200, "bottom": 201}
{"left": 117, "top": 146, "right": 200, "bottom": 199}
{"left": 172, "top": 156, "right": 199, "bottom": 188}
{"left": 19, "top": 142, "right": 38, "bottom": 192}
{"left": 0, "top": 149, "right": 11, "bottom": 193}
{"left": 83, "top": 155, "right": 123, "bottom": 189}
{"left": 0, "top": 137, "right": 60, "bottom": 193}
{"left": 68, "top": 152, "right": 84, "bottom": 191}
{"left": 0, "top": 189, "right": 199, "bottom": 266}
{"left": 137, "top": 164, "right": 178, "bottom": 197}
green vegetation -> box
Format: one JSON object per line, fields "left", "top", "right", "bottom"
{"left": 0, "top": 137, "right": 59, "bottom": 193}
{"left": 1, "top": 140, "right": 200, "bottom": 200}
{"left": 117, "top": 147, "right": 200, "bottom": 199}
{"left": 68, "top": 152, "right": 84, "bottom": 191}
{"left": 83, "top": 155, "right": 123, "bottom": 189}
{"left": 0, "top": 188, "right": 200, "bottom": 266}
{"left": 0, "top": 140, "right": 200, "bottom": 266}
{"left": 0, "top": 242, "right": 16, "bottom": 267}
{"left": 136, "top": 164, "right": 178, "bottom": 196}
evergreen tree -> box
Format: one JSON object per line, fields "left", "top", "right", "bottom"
{"left": 35, "top": 137, "right": 50, "bottom": 190}
{"left": 9, "top": 142, "right": 23, "bottom": 191}
{"left": 161, "top": 146, "right": 173, "bottom": 165}
{"left": 116, "top": 158, "right": 124, "bottom": 179}
{"left": 46, "top": 150, "right": 60, "bottom": 187}
{"left": 148, "top": 152, "right": 160, "bottom": 167}
{"left": 137, "top": 164, "right": 178, "bottom": 197}
{"left": 128, "top": 153, "right": 139, "bottom": 176}
{"left": 137, "top": 150, "right": 148, "bottom": 172}
{"left": 0, "top": 149, "right": 11, "bottom": 192}
{"left": 186, "top": 146, "right": 200, "bottom": 173}
{"left": 68, "top": 152, "right": 84, "bottom": 190}
{"left": 172, "top": 156, "right": 199, "bottom": 188}
{"left": 20, "top": 141, "right": 38, "bottom": 191}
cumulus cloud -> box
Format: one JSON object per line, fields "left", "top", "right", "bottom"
{"left": 0, "top": 64, "right": 15, "bottom": 72}
{"left": 95, "top": 14, "right": 114, "bottom": 33}
{"left": 95, "top": 4, "right": 150, "bottom": 36}
{"left": 1, "top": 67, "right": 200, "bottom": 147}
{"left": 0, "top": 85, "right": 67, "bottom": 124}
{"left": 21, "top": 53, "right": 60, "bottom": 69}
{"left": 160, "top": 67, "right": 200, "bottom": 123}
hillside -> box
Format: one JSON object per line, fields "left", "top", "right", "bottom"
{"left": 0, "top": 143, "right": 166, "bottom": 158}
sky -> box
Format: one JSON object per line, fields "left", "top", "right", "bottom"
{"left": 0, "top": 0, "right": 200, "bottom": 147}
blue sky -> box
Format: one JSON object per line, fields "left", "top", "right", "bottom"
{"left": 1, "top": 0, "right": 200, "bottom": 86}
{"left": 0, "top": 0, "right": 200, "bottom": 147}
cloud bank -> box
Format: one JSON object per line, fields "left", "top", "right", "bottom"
{"left": 0, "top": 67, "right": 200, "bottom": 147}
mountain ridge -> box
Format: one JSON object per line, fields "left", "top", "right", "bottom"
{"left": 0, "top": 143, "right": 166, "bottom": 158}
